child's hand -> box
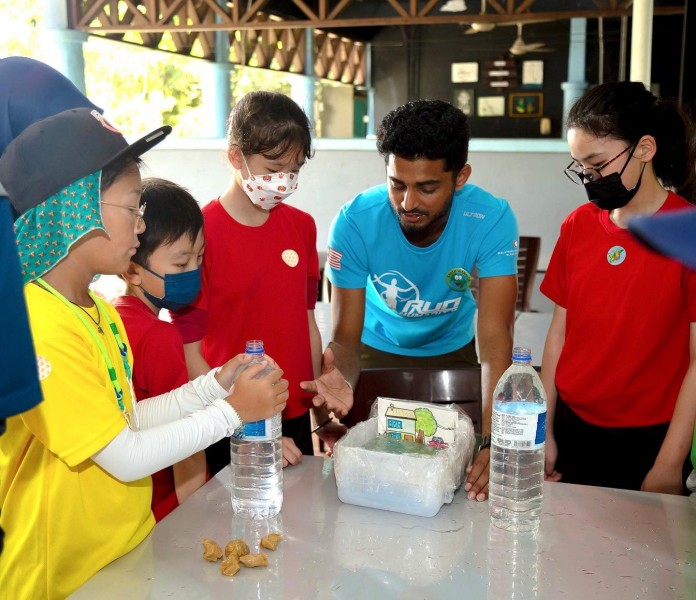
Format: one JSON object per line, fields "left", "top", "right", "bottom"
{"left": 282, "top": 436, "right": 302, "bottom": 468}
{"left": 226, "top": 362, "right": 288, "bottom": 423}
{"left": 216, "top": 353, "right": 250, "bottom": 391}
{"left": 216, "top": 353, "right": 281, "bottom": 391}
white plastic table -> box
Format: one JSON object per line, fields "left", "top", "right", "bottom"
{"left": 70, "top": 456, "right": 696, "bottom": 599}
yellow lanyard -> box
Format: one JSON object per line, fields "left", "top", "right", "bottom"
{"left": 36, "top": 278, "right": 139, "bottom": 430}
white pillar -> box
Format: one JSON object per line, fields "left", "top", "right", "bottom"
{"left": 561, "top": 18, "right": 588, "bottom": 137}
{"left": 200, "top": 61, "right": 232, "bottom": 139}
{"left": 630, "top": 0, "right": 653, "bottom": 86}
{"left": 42, "top": 0, "right": 89, "bottom": 93}
{"left": 366, "top": 43, "right": 376, "bottom": 137}
{"left": 290, "top": 28, "right": 316, "bottom": 131}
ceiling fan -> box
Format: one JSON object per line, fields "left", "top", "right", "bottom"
{"left": 508, "top": 22, "right": 554, "bottom": 56}
{"left": 463, "top": 0, "right": 496, "bottom": 34}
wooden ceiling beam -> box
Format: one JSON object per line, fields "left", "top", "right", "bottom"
{"left": 515, "top": 0, "right": 537, "bottom": 14}
{"left": 384, "top": 0, "right": 410, "bottom": 18}
{"left": 73, "top": 5, "right": 686, "bottom": 34}
{"left": 418, "top": 0, "right": 441, "bottom": 17}
{"left": 487, "top": 0, "right": 508, "bottom": 15}
{"left": 328, "top": 0, "right": 352, "bottom": 20}
{"left": 291, "top": 0, "right": 319, "bottom": 21}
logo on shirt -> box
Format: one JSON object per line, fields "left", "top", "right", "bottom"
{"left": 445, "top": 268, "right": 472, "bottom": 292}
{"left": 498, "top": 239, "right": 520, "bottom": 257}
{"left": 37, "top": 355, "right": 52, "bottom": 380}
{"left": 327, "top": 247, "right": 342, "bottom": 271}
{"left": 281, "top": 249, "right": 299, "bottom": 267}
{"left": 372, "top": 270, "right": 461, "bottom": 317}
{"left": 607, "top": 245, "right": 626, "bottom": 266}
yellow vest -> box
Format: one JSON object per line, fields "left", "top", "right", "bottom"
{"left": 0, "top": 284, "right": 154, "bottom": 599}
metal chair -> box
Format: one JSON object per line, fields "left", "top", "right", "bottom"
{"left": 345, "top": 367, "right": 483, "bottom": 432}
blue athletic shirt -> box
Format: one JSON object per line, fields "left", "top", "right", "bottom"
{"left": 327, "top": 183, "right": 519, "bottom": 356}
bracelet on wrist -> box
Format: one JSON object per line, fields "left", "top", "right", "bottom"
{"left": 479, "top": 434, "right": 491, "bottom": 451}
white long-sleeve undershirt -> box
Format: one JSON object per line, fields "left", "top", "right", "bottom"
{"left": 91, "top": 369, "right": 242, "bottom": 481}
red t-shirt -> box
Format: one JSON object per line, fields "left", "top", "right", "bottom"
{"left": 114, "top": 295, "right": 191, "bottom": 521}
{"left": 172, "top": 200, "right": 320, "bottom": 420}
{"left": 541, "top": 193, "right": 696, "bottom": 427}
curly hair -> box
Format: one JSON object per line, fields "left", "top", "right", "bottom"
{"left": 567, "top": 81, "right": 695, "bottom": 189}
{"left": 376, "top": 100, "right": 470, "bottom": 174}
{"left": 227, "top": 91, "right": 313, "bottom": 162}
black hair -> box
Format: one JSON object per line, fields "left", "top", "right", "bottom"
{"left": 376, "top": 99, "right": 470, "bottom": 174}
{"left": 567, "top": 81, "right": 695, "bottom": 189}
{"left": 131, "top": 178, "right": 203, "bottom": 267}
{"left": 227, "top": 91, "right": 313, "bottom": 161}
{"left": 100, "top": 155, "right": 142, "bottom": 190}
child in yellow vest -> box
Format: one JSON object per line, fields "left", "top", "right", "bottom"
{"left": 0, "top": 108, "right": 289, "bottom": 599}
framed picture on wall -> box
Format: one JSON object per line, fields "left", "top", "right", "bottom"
{"left": 477, "top": 96, "right": 505, "bottom": 117}
{"left": 453, "top": 88, "right": 475, "bottom": 115}
{"left": 451, "top": 62, "right": 479, "bottom": 83}
{"left": 509, "top": 92, "right": 543, "bottom": 117}
{"left": 521, "top": 60, "right": 544, "bottom": 87}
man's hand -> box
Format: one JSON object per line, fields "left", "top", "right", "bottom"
{"left": 282, "top": 436, "right": 303, "bottom": 468}
{"left": 464, "top": 447, "right": 490, "bottom": 501}
{"left": 641, "top": 464, "right": 684, "bottom": 495}
{"left": 315, "top": 421, "right": 348, "bottom": 457}
{"left": 300, "top": 347, "right": 354, "bottom": 418}
{"left": 544, "top": 434, "right": 562, "bottom": 482}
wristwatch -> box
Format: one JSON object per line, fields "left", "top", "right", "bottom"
{"left": 479, "top": 434, "right": 491, "bottom": 451}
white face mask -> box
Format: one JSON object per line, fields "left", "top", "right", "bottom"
{"left": 240, "top": 153, "right": 299, "bottom": 209}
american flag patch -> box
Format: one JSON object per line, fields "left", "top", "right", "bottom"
{"left": 327, "top": 247, "right": 343, "bottom": 270}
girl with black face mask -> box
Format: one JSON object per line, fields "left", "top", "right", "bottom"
{"left": 539, "top": 81, "right": 696, "bottom": 496}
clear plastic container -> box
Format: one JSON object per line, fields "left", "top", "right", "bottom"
{"left": 334, "top": 400, "right": 475, "bottom": 517}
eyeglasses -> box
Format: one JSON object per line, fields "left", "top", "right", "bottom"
{"left": 564, "top": 143, "right": 636, "bottom": 185}
{"left": 100, "top": 201, "right": 147, "bottom": 221}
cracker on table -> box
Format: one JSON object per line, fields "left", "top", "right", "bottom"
{"left": 201, "top": 538, "right": 223, "bottom": 562}
{"left": 239, "top": 553, "right": 269, "bottom": 568}
{"left": 259, "top": 533, "right": 283, "bottom": 551}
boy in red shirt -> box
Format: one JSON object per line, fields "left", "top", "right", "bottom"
{"left": 114, "top": 178, "right": 207, "bottom": 520}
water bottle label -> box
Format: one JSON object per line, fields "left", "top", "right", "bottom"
{"left": 491, "top": 408, "right": 546, "bottom": 450}
{"left": 233, "top": 414, "right": 282, "bottom": 441}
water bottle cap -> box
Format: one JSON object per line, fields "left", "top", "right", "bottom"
{"left": 512, "top": 346, "right": 532, "bottom": 362}
{"left": 245, "top": 339, "right": 265, "bottom": 354}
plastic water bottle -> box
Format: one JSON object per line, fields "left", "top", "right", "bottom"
{"left": 489, "top": 346, "right": 546, "bottom": 532}
{"left": 230, "top": 340, "right": 283, "bottom": 519}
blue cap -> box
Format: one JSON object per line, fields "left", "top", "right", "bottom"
{"left": 628, "top": 208, "right": 696, "bottom": 272}
{"left": 0, "top": 56, "right": 101, "bottom": 156}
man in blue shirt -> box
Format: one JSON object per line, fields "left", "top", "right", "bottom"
{"left": 326, "top": 99, "right": 519, "bottom": 501}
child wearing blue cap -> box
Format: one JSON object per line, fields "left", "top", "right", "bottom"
{"left": 0, "top": 56, "right": 103, "bottom": 436}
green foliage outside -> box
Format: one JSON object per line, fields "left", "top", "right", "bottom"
{"left": 230, "top": 66, "right": 293, "bottom": 104}
{"left": 414, "top": 408, "right": 438, "bottom": 437}
{"left": 0, "top": 0, "right": 296, "bottom": 138}
{"left": 0, "top": 0, "right": 43, "bottom": 59}
{"left": 83, "top": 37, "right": 207, "bottom": 137}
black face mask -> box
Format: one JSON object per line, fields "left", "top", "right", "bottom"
{"left": 584, "top": 155, "right": 645, "bottom": 211}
